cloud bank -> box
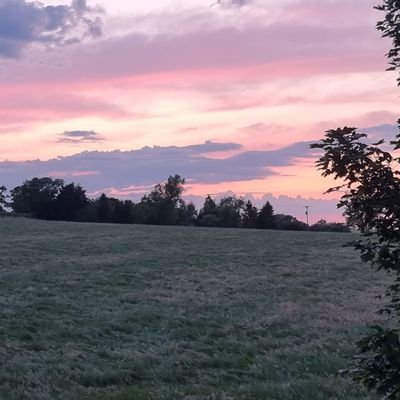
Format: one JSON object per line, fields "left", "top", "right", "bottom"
{"left": 0, "top": 140, "right": 314, "bottom": 192}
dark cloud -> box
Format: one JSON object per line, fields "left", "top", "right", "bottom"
{"left": 213, "top": 0, "right": 251, "bottom": 8}
{"left": 0, "top": 0, "right": 102, "bottom": 58}
{"left": 0, "top": 140, "right": 314, "bottom": 192}
{"left": 58, "top": 130, "right": 103, "bottom": 143}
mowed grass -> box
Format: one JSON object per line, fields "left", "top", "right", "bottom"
{"left": 0, "top": 218, "right": 388, "bottom": 400}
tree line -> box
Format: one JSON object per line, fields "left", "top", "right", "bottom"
{"left": 0, "top": 176, "right": 348, "bottom": 232}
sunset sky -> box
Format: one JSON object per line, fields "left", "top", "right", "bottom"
{"left": 0, "top": 0, "right": 398, "bottom": 221}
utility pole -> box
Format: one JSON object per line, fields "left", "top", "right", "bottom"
{"left": 304, "top": 206, "right": 311, "bottom": 227}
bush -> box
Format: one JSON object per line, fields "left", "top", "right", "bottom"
{"left": 310, "top": 220, "right": 350, "bottom": 233}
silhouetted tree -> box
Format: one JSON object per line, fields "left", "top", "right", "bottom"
{"left": 308, "top": 2, "right": 400, "bottom": 397}
{"left": 197, "top": 195, "right": 219, "bottom": 226}
{"left": 141, "top": 175, "right": 186, "bottom": 225}
{"left": 197, "top": 195, "right": 245, "bottom": 228}
{"left": 376, "top": 0, "right": 400, "bottom": 85}
{"left": 10, "top": 177, "right": 64, "bottom": 218}
{"left": 53, "top": 183, "right": 89, "bottom": 221}
{"left": 75, "top": 200, "right": 98, "bottom": 222}
{"left": 242, "top": 200, "right": 258, "bottom": 229}
{"left": 218, "top": 196, "right": 245, "bottom": 228}
{"left": 131, "top": 202, "right": 147, "bottom": 224}
{"left": 202, "top": 195, "right": 217, "bottom": 213}
{"left": 97, "top": 193, "right": 110, "bottom": 223}
{"left": 309, "top": 219, "right": 350, "bottom": 233}
{"left": 164, "top": 175, "right": 186, "bottom": 204}
{"left": 113, "top": 200, "right": 134, "bottom": 224}
{"left": 274, "top": 214, "right": 308, "bottom": 231}
{"left": 256, "top": 201, "right": 276, "bottom": 229}
{"left": 0, "top": 186, "right": 7, "bottom": 213}
{"left": 177, "top": 202, "right": 198, "bottom": 225}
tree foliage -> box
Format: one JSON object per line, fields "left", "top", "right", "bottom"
{"left": 376, "top": 0, "right": 400, "bottom": 85}
{"left": 10, "top": 177, "right": 64, "bottom": 218}
{"left": 197, "top": 195, "right": 219, "bottom": 226}
{"left": 310, "top": 2, "right": 400, "bottom": 396}
{"left": 309, "top": 219, "right": 350, "bottom": 233}
{"left": 53, "top": 183, "right": 88, "bottom": 221}
{"left": 256, "top": 201, "right": 276, "bottom": 229}
{"left": 141, "top": 175, "right": 186, "bottom": 225}
{"left": 6, "top": 175, "right": 344, "bottom": 232}
{"left": 0, "top": 186, "right": 7, "bottom": 212}
{"left": 218, "top": 196, "right": 245, "bottom": 228}
{"left": 274, "top": 213, "right": 307, "bottom": 231}
{"left": 242, "top": 200, "right": 258, "bottom": 229}
{"left": 97, "top": 193, "right": 110, "bottom": 223}
{"left": 311, "top": 125, "right": 400, "bottom": 398}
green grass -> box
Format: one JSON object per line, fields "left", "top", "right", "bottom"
{"left": 0, "top": 217, "right": 388, "bottom": 400}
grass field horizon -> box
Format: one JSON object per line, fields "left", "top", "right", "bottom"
{"left": 0, "top": 217, "right": 388, "bottom": 399}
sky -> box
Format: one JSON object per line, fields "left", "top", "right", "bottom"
{"left": 0, "top": 0, "right": 398, "bottom": 222}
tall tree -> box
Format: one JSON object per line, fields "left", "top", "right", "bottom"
{"left": 53, "top": 183, "right": 89, "bottom": 221}
{"left": 10, "top": 177, "right": 64, "bottom": 218}
{"left": 164, "top": 175, "right": 186, "bottom": 205}
{"left": 113, "top": 200, "right": 134, "bottom": 224}
{"left": 242, "top": 200, "right": 258, "bottom": 229}
{"left": 177, "top": 201, "right": 198, "bottom": 226}
{"left": 141, "top": 175, "right": 186, "bottom": 225}
{"left": 376, "top": 0, "right": 400, "bottom": 85}
{"left": 197, "top": 195, "right": 219, "bottom": 227}
{"left": 311, "top": 127, "right": 400, "bottom": 397}
{"left": 310, "top": 2, "right": 400, "bottom": 397}
{"left": 0, "top": 186, "right": 7, "bottom": 212}
{"left": 256, "top": 201, "right": 276, "bottom": 229}
{"left": 217, "top": 196, "right": 244, "bottom": 228}
{"left": 200, "top": 195, "right": 217, "bottom": 215}
{"left": 97, "top": 193, "right": 110, "bottom": 223}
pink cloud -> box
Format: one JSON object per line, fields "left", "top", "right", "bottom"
{"left": 356, "top": 111, "right": 399, "bottom": 127}
{"left": 312, "top": 111, "right": 400, "bottom": 133}
{"left": 204, "top": 82, "right": 398, "bottom": 113}
{"left": 0, "top": 0, "right": 390, "bottom": 138}
{"left": 316, "top": 88, "right": 399, "bottom": 105}
{"left": 0, "top": 0, "right": 396, "bottom": 212}
{"left": 0, "top": 90, "right": 129, "bottom": 127}
{"left": 72, "top": 170, "right": 100, "bottom": 177}
{"left": 48, "top": 170, "right": 100, "bottom": 178}
{"left": 0, "top": 13, "right": 386, "bottom": 88}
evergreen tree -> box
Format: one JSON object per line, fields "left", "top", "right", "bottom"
{"left": 242, "top": 200, "right": 258, "bottom": 228}
{"left": 256, "top": 201, "right": 276, "bottom": 229}
{"left": 97, "top": 193, "right": 110, "bottom": 223}
{"left": 0, "top": 186, "right": 7, "bottom": 213}
{"left": 197, "top": 195, "right": 219, "bottom": 226}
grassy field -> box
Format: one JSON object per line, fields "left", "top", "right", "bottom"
{"left": 0, "top": 217, "right": 388, "bottom": 400}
